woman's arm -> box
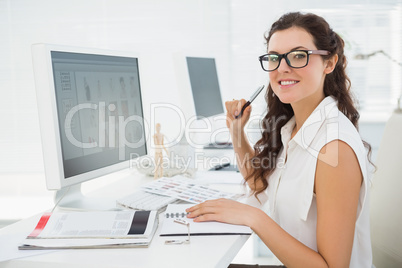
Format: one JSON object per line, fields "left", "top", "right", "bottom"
{"left": 258, "top": 140, "right": 362, "bottom": 267}
{"left": 225, "top": 99, "right": 261, "bottom": 190}
{"left": 314, "top": 140, "right": 362, "bottom": 267}
{"left": 187, "top": 140, "right": 362, "bottom": 267}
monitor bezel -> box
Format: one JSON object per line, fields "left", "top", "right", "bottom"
{"left": 32, "top": 43, "right": 147, "bottom": 190}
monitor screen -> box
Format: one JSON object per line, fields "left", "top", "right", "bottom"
{"left": 186, "top": 57, "right": 224, "bottom": 119}
{"left": 32, "top": 44, "right": 147, "bottom": 191}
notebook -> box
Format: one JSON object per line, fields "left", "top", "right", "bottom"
{"left": 159, "top": 204, "right": 252, "bottom": 236}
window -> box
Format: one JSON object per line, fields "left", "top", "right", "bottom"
{"left": 306, "top": 4, "right": 402, "bottom": 120}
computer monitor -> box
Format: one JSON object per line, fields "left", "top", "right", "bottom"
{"left": 32, "top": 44, "right": 147, "bottom": 209}
{"left": 174, "top": 54, "right": 231, "bottom": 149}
{"left": 186, "top": 57, "right": 225, "bottom": 119}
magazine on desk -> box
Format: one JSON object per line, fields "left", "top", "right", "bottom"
{"left": 19, "top": 210, "right": 158, "bottom": 249}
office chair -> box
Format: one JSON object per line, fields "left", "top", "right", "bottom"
{"left": 370, "top": 103, "right": 402, "bottom": 267}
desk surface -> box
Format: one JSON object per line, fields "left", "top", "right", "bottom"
{"left": 0, "top": 169, "right": 256, "bottom": 268}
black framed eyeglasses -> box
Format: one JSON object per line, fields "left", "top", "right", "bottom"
{"left": 258, "top": 50, "right": 330, "bottom": 72}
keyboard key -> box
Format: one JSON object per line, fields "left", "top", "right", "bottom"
{"left": 116, "top": 191, "right": 178, "bottom": 211}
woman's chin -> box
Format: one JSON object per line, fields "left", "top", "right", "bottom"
{"left": 276, "top": 94, "right": 296, "bottom": 104}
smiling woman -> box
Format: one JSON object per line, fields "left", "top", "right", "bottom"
{"left": 266, "top": 28, "right": 338, "bottom": 107}
{"left": 186, "top": 12, "right": 373, "bottom": 268}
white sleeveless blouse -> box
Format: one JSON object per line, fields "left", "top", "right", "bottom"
{"left": 266, "top": 96, "right": 372, "bottom": 267}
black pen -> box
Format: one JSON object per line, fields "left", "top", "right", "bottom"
{"left": 235, "top": 85, "right": 265, "bottom": 119}
{"left": 214, "top": 162, "right": 230, "bottom": 170}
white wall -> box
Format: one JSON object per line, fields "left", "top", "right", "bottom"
{"left": 0, "top": 0, "right": 234, "bottom": 174}
{"left": 1, "top": 0, "right": 400, "bottom": 221}
{"left": 0, "top": 0, "right": 236, "bottom": 220}
{"left": 2, "top": 0, "right": 400, "bottom": 171}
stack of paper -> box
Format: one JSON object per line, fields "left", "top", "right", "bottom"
{"left": 19, "top": 210, "right": 158, "bottom": 250}
{"left": 141, "top": 176, "right": 245, "bottom": 203}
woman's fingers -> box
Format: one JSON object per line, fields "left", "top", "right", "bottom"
{"left": 186, "top": 199, "right": 229, "bottom": 216}
{"left": 225, "top": 99, "right": 250, "bottom": 130}
{"left": 186, "top": 200, "right": 225, "bottom": 222}
{"left": 193, "top": 213, "right": 219, "bottom": 222}
{"left": 186, "top": 199, "right": 250, "bottom": 225}
{"left": 225, "top": 99, "right": 247, "bottom": 118}
{"left": 236, "top": 100, "right": 244, "bottom": 117}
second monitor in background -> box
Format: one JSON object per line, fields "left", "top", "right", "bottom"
{"left": 179, "top": 56, "right": 232, "bottom": 149}
{"left": 186, "top": 57, "right": 224, "bottom": 119}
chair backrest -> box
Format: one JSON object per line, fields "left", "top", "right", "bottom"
{"left": 370, "top": 109, "right": 402, "bottom": 267}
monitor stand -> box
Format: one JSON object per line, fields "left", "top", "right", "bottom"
{"left": 54, "top": 184, "right": 117, "bottom": 211}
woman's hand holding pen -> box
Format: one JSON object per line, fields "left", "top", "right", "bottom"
{"left": 225, "top": 98, "right": 255, "bottom": 180}
{"left": 225, "top": 99, "right": 251, "bottom": 136}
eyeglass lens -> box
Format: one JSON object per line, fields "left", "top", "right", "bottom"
{"left": 261, "top": 51, "right": 308, "bottom": 71}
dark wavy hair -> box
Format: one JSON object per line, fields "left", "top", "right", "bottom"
{"left": 246, "top": 12, "right": 372, "bottom": 196}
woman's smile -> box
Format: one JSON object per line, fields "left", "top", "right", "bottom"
{"left": 278, "top": 79, "right": 300, "bottom": 88}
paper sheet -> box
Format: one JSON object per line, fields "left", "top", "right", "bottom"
{"left": 193, "top": 171, "right": 245, "bottom": 184}
{"left": 0, "top": 232, "right": 56, "bottom": 262}
{"left": 142, "top": 176, "right": 244, "bottom": 203}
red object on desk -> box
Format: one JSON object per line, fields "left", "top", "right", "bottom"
{"left": 27, "top": 212, "right": 52, "bottom": 238}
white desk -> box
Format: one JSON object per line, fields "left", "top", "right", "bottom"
{"left": 0, "top": 169, "right": 258, "bottom": 268}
